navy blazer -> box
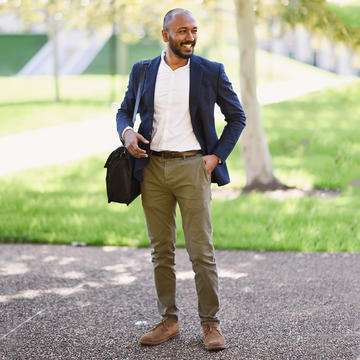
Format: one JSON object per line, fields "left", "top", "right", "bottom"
{"left": 116, "top": 54, "right": 246, "bottom": 186}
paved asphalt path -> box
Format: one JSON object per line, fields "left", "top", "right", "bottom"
{"left": 0, "top": 244, "right": 359, "bottom": 360}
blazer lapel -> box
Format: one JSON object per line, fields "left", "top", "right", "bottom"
{"left": 189, "top": 55, "right": 203, "bottom": 124}
{"left": 142, "top": 56, "right": 161, "bottom": 118}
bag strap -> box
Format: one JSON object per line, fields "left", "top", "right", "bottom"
{"left": 132, "top": 59, "right": 150, "bottom": 125}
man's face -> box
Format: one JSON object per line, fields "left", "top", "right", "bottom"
{"left": 163, "top": 13, "right": 198, "bottom": 59}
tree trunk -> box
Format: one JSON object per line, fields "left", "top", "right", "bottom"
{"left": 49, "top": 14, "right": 60, "bottom": 102}
{"left": 118, "top": 28, "right": 127, "bottom": 76}
{"left": 109, "top": 22, "right": 117, "bottom": 102}
{"left": 234, "top": 0, "right": 287, "bottom": 191}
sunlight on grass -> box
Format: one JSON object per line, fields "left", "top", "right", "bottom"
{"left": 0, "top": 159, "right": 358, "bottom": 250}
{"left": 262, "top": 80, "right": 360, "bottom": 190}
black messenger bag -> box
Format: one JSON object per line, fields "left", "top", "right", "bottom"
{"left": 104, "top": 146, "right": 139, "bottom": 205}
{"left": 104, "top": 60, "right": 149, "bottom": 205}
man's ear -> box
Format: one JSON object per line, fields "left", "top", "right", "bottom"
{"left": 162, "top": 29, "right": 169, "bottom": 43}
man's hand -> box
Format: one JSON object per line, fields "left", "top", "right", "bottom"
{"left": 124, "top": 129, "right": 149, "bottom": 158}
{"left": 202, "top": 154, "right": 220, "bottom": 179}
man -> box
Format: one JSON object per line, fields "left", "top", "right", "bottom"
{"left": 116, "top": 8, "right": 246, "bottom": 351}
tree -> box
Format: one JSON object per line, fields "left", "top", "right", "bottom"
{"left": 72, "top": 0, "right": 170, "bottom": 101}
{"left": 73, "top": 0, "right": 358, "bottom": 190}
{"left": 233, "top": 0, "right": 359, "bottom": 191}
{"left": 0, "top": 0, "right": 78, "bottom": 102}
{"left": 234, "top": 0, "right": 286, "bottom": 191}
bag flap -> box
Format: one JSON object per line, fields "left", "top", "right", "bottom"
{"left": 104, "top": 146, "right": 127, "bottom": 168}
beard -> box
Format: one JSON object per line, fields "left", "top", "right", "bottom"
{"left": 168, "top": 35, "right": 195, "bottom": 59}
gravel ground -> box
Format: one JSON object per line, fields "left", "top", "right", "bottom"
{"left": 1, "top": 244, "right": 360, "bottom": 360}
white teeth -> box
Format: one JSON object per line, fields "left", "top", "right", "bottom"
{"left": 183, "top": 44, "right": 192, "bottom": 48}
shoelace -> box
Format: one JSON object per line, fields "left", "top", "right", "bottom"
{"left": 203, "top": 325, "right": 221, "bottom": 336}
{"left": 153, "top": 320, "right": 168, "bottom": 332}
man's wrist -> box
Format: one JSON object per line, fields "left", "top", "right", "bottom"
{"left": 121, "top": 126, "right": 133, "bottom": 143}
{"left": 214, "top": 154, "right": 223, "bottom": 165}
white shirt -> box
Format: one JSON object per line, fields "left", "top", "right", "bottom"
{"left": 150, "top": 50, "right": 201, "bottom": 151}
{"left": 122, "top": 50, "right": 201, "bottom": 152}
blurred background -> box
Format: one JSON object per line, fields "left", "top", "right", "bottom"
{"left": 0, "top": 0, "right": 359, "bottom": 252}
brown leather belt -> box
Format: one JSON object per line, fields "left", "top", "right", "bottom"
{"left": 151, "top": 150, "right": 203, "bottom": 159}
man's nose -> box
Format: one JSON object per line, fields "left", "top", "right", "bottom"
{"left": 186, "top": 31, "right": 194, "bottom": 42}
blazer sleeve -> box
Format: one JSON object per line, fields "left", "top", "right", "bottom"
{"left": 212, "top": 64, "right": 246, "bottom": 162}
{"left": 116, "top": 63, "right": 140, "bottom": 139}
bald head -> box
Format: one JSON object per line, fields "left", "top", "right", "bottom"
{"left": 163, "top": 8, "right": 193, "bottom": 30}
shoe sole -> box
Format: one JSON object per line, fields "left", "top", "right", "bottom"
{"left": 205, "top": 345, "right": 226, "bottom": 351}
{"left": 140, "top": 333, "right": 180, "bottom": 346}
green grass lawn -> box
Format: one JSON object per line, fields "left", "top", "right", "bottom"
{"left": 225, "top": 81, "right": 360, "bottom": 191}
{"left": 0, "top": 34, "right": 47, "bottom": 76}
{"left": 1, "top": 80, "right": 359, "bottom": 251}
{"left": 0, "top": 75, "right": 126, "bottom": 136}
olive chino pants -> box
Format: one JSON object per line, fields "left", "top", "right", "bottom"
{"left": 141, "top": 154, "right": 220, "bottom": 325}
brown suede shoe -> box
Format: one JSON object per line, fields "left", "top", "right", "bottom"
{"left": 140, "top": 319, "right": 180, "bottom": 345}
{"left": 202, "top": 323, "right": 226, "bottom": 351}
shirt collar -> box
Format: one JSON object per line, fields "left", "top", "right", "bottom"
{"left": 160, "top": 49, "right": 190, "bottom": 71}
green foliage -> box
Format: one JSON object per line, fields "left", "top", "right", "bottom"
{"left": 255, "top": 0, "right": 360, "bottom": 50}
{"left": 328, "top": 2, "right": 360, "bottom": 28}
{"left": 0, "top": 34, "right": 47, "bottom": 76}
{"left": 0, "top": 0, "right": 74, "bottom": 25}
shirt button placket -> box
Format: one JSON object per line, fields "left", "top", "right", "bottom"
{"left": 164, "top": 71, "right": 175, "bottom": 150}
